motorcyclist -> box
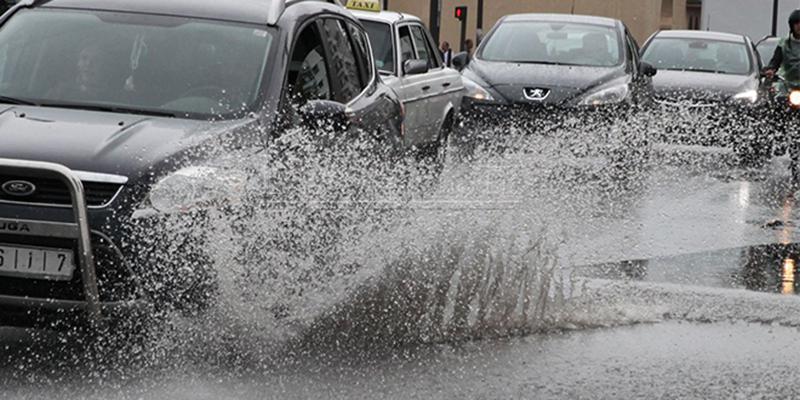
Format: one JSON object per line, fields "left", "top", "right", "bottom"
{"left": 764, "top": 9, "right": 800, "bottom": 183}
{"left": 764, "top": 9, "right": 800, "bottom": 88}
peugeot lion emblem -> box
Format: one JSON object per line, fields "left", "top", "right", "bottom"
{"left": 523, "top": 87, "right": 551, "bottom": 101}
{"left": 1, "top": 180, "right": 37, "bottom": 197}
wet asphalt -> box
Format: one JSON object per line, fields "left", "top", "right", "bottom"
{"left": 5, "top": 144, "right": 800, "bottom": 399}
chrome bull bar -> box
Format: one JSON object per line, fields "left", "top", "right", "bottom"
{"left": 0, "top": 158, "right": 102, "bottom": 324}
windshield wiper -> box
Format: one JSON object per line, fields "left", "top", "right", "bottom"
{"left": 511, "top": 60, "right": 593, "bottom": 67}
{"left": 0, "top": 95, "right": 38, "bottom": 106}
{"left": 663, "top": 68, "right": 730, "bottom": 75}
{"left": 39, "top": 101, "right": 178, "bottom": 118}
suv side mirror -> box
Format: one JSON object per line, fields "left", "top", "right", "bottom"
{"left": 640, "top": 62, "right": 657, "bottom": 77}
{"left": 403, "top": 59, "right": 429, "bottom": 76}
{"left": 299, "top": 100, "right": 350, "bottom": 132}
{"left": 452, "top": 52, "right": 469, "bottom": 71}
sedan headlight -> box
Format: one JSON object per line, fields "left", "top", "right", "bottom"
{"left": 146, "top": 166, "right": 247, "bottom": 214}
{"left": 579, "top": 83, "right": 630, "bottom": 106}
{"left": 731, "top": 90, "right": 758, "bottom": 104}
{"left": 462, "top": 76, "right": 495, "bottom": 101}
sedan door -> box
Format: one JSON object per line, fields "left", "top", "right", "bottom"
{"left": 396, "top": 24, "right": 433, "bottom": 147}
{"left": 409, "top": 24, "right": 462, "bottom": 144}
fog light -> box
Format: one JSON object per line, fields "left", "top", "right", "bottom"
{"left": 789, "top": 91, "right": 800, "bottom": 107}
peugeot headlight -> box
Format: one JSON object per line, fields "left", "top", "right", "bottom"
{"left": 146, "top": 166, "right": 247, "bottom": 214}
{"left": 462, "top": 76, "right": 495, "bottom": 101}
{"left": 732, "top": 90, "right": 758, "bottom": 104}
{"left": 579, "top": 84, "right": 630, "bottom": 106}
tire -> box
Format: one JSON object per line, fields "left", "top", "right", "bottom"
{"left": 420, "top": 113, "right": 454, "bottom": 175}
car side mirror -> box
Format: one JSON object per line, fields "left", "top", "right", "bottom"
{"left": 452, "top": 52, "right": 469, "bottom": 71}
{"left": 403, "top": 59, "right": 429, "bottom": 76}
{"left": 640, "top": 62, "right": 657, "bottom": 77}
{"left": 298, "top": 100, "right": 350, "bottom": 132}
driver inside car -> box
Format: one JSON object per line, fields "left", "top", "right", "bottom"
{"left": 47, "top": 42, "right": 116, "bottom": 102}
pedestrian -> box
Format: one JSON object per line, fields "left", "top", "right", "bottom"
{"left": 464, "top": 39, "right": 475, "bottom": 63}
{"left": 440, "top": 41, "right": 452, "bottom": 67}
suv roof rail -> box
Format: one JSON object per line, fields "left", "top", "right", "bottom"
{"left": 274, "top": 0, "right": 343, "bottom": 24}
{"left": 267, "top": 1, "right": 285, "bottom": 25}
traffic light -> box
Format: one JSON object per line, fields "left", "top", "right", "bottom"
{"left": 455, "top": 6, "right": 467, "bottom": 22}
{"left": 455, "top": 6, "right": 468, "bottom": 52}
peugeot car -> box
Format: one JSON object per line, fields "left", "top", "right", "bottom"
{"left": 0, "top": 0, "right": 403, "bottom": 329}
{"left": 454, "top": 13, "right": 657, "bottom": 163}
{"left": 456, "top": 14, "right": 656, "bottom": 120}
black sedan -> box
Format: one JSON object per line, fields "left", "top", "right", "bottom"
{"left": 640, "top": 30, "right": 766, "bottom": 164}
{"left": 0, "top": 0, "right": 403, "bottom": 330}
{"left": 453, "top": 13, "right": 656, "bottom": 160}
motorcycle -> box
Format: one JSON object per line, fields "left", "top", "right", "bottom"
{"left": 765, "top": 74, "right": 800, "bottom": 182}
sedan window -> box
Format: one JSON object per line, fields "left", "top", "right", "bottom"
{"left": 362, "top": 20, "right": 395, "bottom": 74}
{"left": 642, "top": 38, "right": 752, "bottom": 75}
{"left": 398, "top": 26, "right": 415, "bottom": 65}
{"left": 411, "top": 25, "right": 441, "bottom": 69}
{"left": 480, "top": 21, "right": 623, "bottom": 67}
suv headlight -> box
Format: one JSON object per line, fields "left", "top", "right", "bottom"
{"left": 145, "top": 166, "right": 247, "bottom": 214}
{"left": 579, "top": 83, "right": 630, "bottom": 106}
{"left": 731, "top": 90, "right": 758, "bottom": 104}
{"left": 462, "top": 76, "right": 495, "bottom": 101}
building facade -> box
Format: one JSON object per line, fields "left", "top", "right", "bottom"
{"left": 700, "top": 0, "right": 800, "bottom": 40}
{"left": 385, "top": 0, "right": 690, "bottom": 48}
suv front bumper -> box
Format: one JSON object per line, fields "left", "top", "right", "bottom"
{"left": 0, "top": 158, "right": 148, "bottom": 328}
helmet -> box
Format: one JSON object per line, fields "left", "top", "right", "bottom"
{"left": 790, "top": 9, "right": 800, "bottom": 29}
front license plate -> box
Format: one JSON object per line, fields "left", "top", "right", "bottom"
{"left": 0, "top": 244, "right": 75, "bottom": 281}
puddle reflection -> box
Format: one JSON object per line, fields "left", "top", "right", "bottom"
{"left": 576, "top": 243, "right": 800, "bottom": 296}
{"left": 782, "top": 258, "right": 796, "bottom": 295}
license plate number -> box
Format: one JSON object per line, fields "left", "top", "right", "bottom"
{"left": 0, "top": 244, "right": 75, "bottom": 281}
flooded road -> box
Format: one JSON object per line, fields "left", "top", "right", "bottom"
{"left": 5, "top": 137, "right": 800, "bottom": 399}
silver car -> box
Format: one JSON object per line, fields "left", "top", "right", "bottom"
{"left": 350, "top": 8, "right": 464, "bottom": 162}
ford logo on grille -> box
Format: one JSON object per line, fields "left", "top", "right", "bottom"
{"left": 1, "top": 180, "right": 37, "bottom": 197}
{"left": 523, "top": 87, "right": 551, "bottom": 101}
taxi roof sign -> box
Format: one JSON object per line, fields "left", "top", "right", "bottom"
{"left": 346, "top": 0, "right": 381, "bottom": 12}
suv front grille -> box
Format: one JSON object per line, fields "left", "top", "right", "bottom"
{"left": 0, "top": 174, "right": 123, "bottom": 207}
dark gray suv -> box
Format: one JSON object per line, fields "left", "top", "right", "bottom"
{"left": 0, "top": 0, "right": 403, "bottom": 329}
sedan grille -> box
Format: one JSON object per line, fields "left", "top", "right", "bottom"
{"left": 0, "top": 174, "right": 123, "bottom": 207}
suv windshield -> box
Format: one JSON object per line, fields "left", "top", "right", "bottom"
{"left": 642, "top": 38, "right": 752, "bottom": 75}
{"left": 480, "top": 21, "right": 623, "bottom": 67}
{"left": 0, "top": 9, "right": 273, "bottom": 119}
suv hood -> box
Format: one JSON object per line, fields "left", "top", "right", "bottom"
{"left": 465, "top": 59, "right": 626, "bottom": 104}
{"left": 0, "top": 106, "right": 255, "bottom": 180}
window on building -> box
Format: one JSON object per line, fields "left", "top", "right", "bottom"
{"left": 661, "top": 0, "right": 674, "bottom": 30}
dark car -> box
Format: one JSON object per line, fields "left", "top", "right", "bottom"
{"left": 453, "top": 14, "right": 656, "bottom": 159}
{"left": 640, "top": 30, "right": 766, "bottom": 164}
{"left": 0, "top": 0, "right": 403, "bottom": 330}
